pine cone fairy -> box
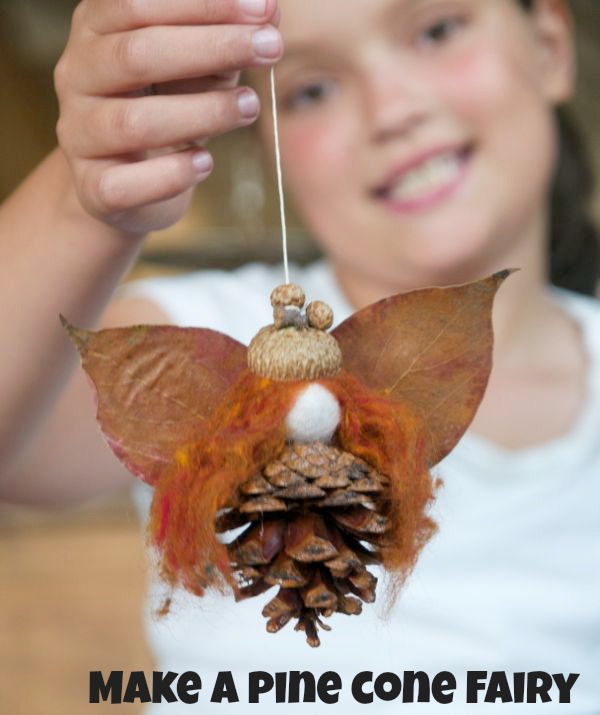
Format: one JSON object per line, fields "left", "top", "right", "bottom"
{"left": 63, "top": 271, "right": 511, "bottom": 646}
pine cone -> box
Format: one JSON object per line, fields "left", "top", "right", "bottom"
{"left": 215, "top": 442, "right": 390, "bottom": 647}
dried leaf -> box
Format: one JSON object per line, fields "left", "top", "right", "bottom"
{"left": 62, "top": 318, "right": 247, "bottom": 485}
{"left": 332, "top": 271, "right": 512, "bottom": 465}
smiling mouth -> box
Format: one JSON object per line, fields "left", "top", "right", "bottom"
{"left": 373, "top": 146, "right": 473, "bottom": 211}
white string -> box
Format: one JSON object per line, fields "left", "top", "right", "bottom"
{"left": 270, "top": 66, "right": 290, "bottom": 285}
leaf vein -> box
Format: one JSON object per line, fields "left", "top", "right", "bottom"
{"left": 386, "top": 303, "right": 469, "bottom": 393}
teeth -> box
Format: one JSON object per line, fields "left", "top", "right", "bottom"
{"left": 387, "top": 152, "right": 463, "bottom": 202}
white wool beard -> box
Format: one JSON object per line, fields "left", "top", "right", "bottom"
{"left": 285, "top": 384, "right": 341, "bottom": 443}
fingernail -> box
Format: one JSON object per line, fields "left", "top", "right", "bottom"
{"left": 192, "top": 150, "right": 213, "bottom": 176}
{"left": 239, "top": 0, "right": 267, "bottom": 16}
{"left": 252, "top": 27, "right": 282, "bottom": 59}
{"left": 238, "top": 89, "right": 260, "bottom": 118}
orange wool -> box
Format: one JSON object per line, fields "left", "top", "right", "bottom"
{"left": 322, "top": 372, "right": 438, "bottom": 590}
{"left": 149, "top": 370, "right": 304, "bottom": 596}
{"left": 149, "top": 368, "right": 438, "bottom": 601}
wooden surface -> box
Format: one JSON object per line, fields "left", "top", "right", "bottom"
{"left": 0, "top": 493, "right": 154, "bottom": 715}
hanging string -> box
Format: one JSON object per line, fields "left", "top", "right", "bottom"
{"left": 270, "top": 66, "right": 290, "bottom": 285}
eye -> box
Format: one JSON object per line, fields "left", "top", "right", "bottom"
{"left": 282, "top": 78, "right": 337, "bottom": 112}
{"left": 417, "top": 16, "right": 465, "bottom": 48}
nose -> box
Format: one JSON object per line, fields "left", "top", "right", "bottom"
{"left": 362, "top": 58, "right": 433, "bottom": 143}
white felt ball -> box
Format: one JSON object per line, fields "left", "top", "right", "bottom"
{"left": 285, "top": 384, "right": 341, "bottom": 443}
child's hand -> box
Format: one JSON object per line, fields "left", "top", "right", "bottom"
{"left": 54, "top": 0, "right": 282, "bottom": 234}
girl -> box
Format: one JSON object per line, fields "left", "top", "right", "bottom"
{"left": 0, "top": 0, "right": 598, "bottom": 711}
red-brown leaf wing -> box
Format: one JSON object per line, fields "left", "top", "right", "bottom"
{"left": 63, "top": 320, "right": 247, "bottom": 485}
{"left": 332, "top": 271, "right": 511, "bottom": 466}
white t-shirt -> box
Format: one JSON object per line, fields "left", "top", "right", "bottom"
{"left": 125, "top": 261, "right": 600, "bottom": 714}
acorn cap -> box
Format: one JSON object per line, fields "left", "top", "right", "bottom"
{"left": 248, "top": 284, "right": 343, "bottom": 381}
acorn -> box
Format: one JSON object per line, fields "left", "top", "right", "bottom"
{"left": 247, "top": 283, "right": 342, "bottom": 382}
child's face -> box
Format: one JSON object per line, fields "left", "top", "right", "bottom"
{"left": 254, "top": 0, "right": 573, "bottom": 291}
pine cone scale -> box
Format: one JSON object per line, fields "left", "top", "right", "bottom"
{"left": 239, "top": 473, "right": 274, "bottom": 495}
{"left": 284, "top": 513, "right": 339, "bottom": 563}
{"left": 265, "top": 552, "right": 310, "bottom": 588}
{"left": 239, "top": 496, "right": 288, "bottom": 513}
{"left": 230, "top": 519, "right": 284, "bottom": 565}
{"left": 262, "top": 587, "right": 302, "bottom": 619}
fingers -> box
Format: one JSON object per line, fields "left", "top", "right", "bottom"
{"left": 70, "top": 24, "right": 282, "bottom": 95}
{"left": 76, "top": 149, "right": 214, "bottom": 220}
{"left": 61, "top": 88, "right": 261, "bottom": 157}
{"left": 153, "top": 72, "right": 241, "bottom": 96}
{"left": 53, "top": 0, "right": 282, "bottom": 233}
{"left": 78, "top": 0, "right": 279, "bottom": 35}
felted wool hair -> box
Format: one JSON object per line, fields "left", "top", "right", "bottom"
{"left": 322, "top": 372, "right": 437, "bottom": 583}
{"left": 148, "top": 368, "right": 437, "bottom": 601}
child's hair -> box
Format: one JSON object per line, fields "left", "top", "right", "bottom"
{"left": 519, "top": 0, "right": 599, "bottom": 295}
{"left": 551, "top": 109, "right": 599, "bottom": 296}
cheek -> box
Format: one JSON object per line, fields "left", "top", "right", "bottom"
{"left": 282, "top": 117, "right": 354, "bottom": 198}
{"left": 436, "top": 42, "right": 530, "bottom": 124}
{"left": 436, "top": 38, "right": 556, "bottom": 187}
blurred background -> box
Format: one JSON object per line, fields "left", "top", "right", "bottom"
{"left": 0, "top": 1, "right": 598, "bottom": 713}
